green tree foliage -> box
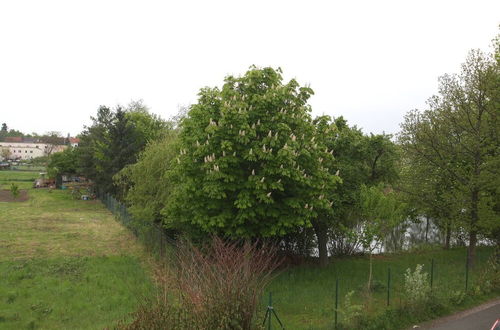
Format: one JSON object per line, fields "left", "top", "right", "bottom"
{"left": 78, "top": 102, "right": 170, "bottom": 196}
{"left": 1, "top": 148, "right": 11, "bottom": 160}
{"left": 117, "top": 131, "right": 179, "bottom": 223}
{"left": 399, "top": 45, "right": 500, "bottom": 267}
{"left": 0, "top": 124, "right": 24, "bottom": 141}
{"left": 359, "top": 184, "right": 407, "bottom": 289}
{"left": 164, "top": 67, "right": 340, "bottom": 238}
{"left": 47, "top": 147, "right": 78, "bottom": 178}
{"left": 311, "top": 116, "right": 399, "bottom": 265}
{"left": 399, "top": 152, "right": 457, "bottom": 249}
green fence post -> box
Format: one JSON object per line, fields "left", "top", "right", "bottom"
{"left": 268, "top": 292, "right": 272, "bottom": 330}
{"left": 335, "top": 278, "right": 339, "bottom": 329}
{"left": 430, "top": 259, "right": 434, "bottom": 290}
{"left": 387, "top": 267, "right": 391, "bottom": 306}
{"left": 465, "top": 257, "right": 469, "bottom": 291}
{"left": 262, "top": 291, "right": 284, "bottom": 330}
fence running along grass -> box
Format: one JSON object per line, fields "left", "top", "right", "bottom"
{"left": 98, "top": 191, "right": 498, "bottom": 329}
{"left": 97, "top": 191, "right": 172, "bottom": 259}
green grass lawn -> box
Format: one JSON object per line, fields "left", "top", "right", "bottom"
{"left": 0, "top": 170, "right": 42, "bottom": 182}
{"left": 0, "top": 174, "right": 153, "bottom": 329}
{"left": 0, "top": 170, "right": 42, "bottom": 190}
{"left": 10, "top": 165, "right": 47, "bottom": 172}
{"left": 263, "top": 247, "right": 497, "bottom": 329}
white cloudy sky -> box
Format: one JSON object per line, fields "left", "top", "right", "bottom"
{"left": 0, "top": 0, "right": 498, "bottom": 137}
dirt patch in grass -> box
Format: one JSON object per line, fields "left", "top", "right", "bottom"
{"left": 0, "top": 189, "right": 29, "bottom": 202}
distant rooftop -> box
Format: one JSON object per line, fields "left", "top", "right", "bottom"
{"left": 4, "top": 136, "right": 23, "bottom": 142}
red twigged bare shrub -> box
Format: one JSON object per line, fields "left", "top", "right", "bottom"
{"left": 117, "top": 237, "right": 282, "bottom": 330}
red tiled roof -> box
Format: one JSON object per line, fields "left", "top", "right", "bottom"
{"left": 4, "top": 137, "right": 23, "bottom": 142}
{"left": 69, "top": 138, "right": 80, "bottom": 143}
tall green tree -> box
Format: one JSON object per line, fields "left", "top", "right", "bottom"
{"left": 399, "top": 46, "right": 499, "bottom": 267}
{"left": 358, "top": 184, "right": 407, "bottom": 290}
{"left": 164, "top": 67, "right": 340, "bottom": 239}
{"left": 117, "top": 131, "right": 179, "bottom": 223}
{"left": 78, "top": 102, "right": 169, "bottom": 196}
{"left": 399, "top": 153, "right": 457, "bottom": 249}
{"left": 311, "top": 116, "right": 399, "bottom": 265}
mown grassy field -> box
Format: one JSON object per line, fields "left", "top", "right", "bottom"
{"left": 0, "top": 171, "right": 153, "bottom": 329}
{"left": 0, "top": 170, "right": 41, "bottom": 190}
{"left": 262, "top": 246, "right": 497, "bottom": 329}
{"left": 10, "top": 165, "right": 47, "bottom": 172}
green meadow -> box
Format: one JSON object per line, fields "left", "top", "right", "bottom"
{"left": 0, "top": 171, "right": 153, "bottom": 329}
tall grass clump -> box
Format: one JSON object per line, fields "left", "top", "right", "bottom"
{"left": 118, "top": 237, "right": 282, "bottom": 330}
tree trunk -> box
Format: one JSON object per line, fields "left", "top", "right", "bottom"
{"left": 467, "top": 188, "right": 479, "bottom": 268}
{"left": 467, "top": 231, "right": 477, "bottom": 269}
{"left": 425, "top": 216, "right": 430, "bottom": 243}
{"left": 312, "top": 221, "right": 329, "bottom": 267}
{"left": 444, "top": 221, "right": 451, "bottom": 249}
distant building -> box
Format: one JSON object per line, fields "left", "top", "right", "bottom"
{"left": 69, "top": 137, "right": 80, "bottom": 147}
{"left": 4, "top": 136, "right": 23, "bottom": 143}
{"left": 0, "top": 140, "right": 67, "bottom": 160}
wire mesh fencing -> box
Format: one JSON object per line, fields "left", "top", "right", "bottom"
{"left": 97, "top": 190, "right": 174, "bottom": 259}
{"left": 96, "top": 191, "right": 496, "bottom": 329}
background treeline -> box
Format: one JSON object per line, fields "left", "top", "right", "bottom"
{"left": 49, "top": 39, "right": 499, "bottom": 268}
{"left": 0, "top": 123, "right": 71, "bottom": 145}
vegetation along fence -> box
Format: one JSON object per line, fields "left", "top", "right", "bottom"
{"left": 98, "top": 192, "right": 496, "bottom": 329}
{"left": 97, "top": 191, "right": 173, "bottom": 258}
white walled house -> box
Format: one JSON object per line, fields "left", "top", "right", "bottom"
{"left": 69, "top": 137, "right": 80, "bottom": 147}
{"left": 0, "top": 142, "right": 67, "bottom": 160}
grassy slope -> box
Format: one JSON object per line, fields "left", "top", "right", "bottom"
{"left": 0, "top": 173, "right": 153, "bottom": 329}
{"left": 264, "top": 247, "right": 496, "bottom": 330}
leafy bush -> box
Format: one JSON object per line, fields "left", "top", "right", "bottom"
{"left": 404, "top": 264, "right": 430, "bottom": 305}
{"left": 118, "top": 237, "right": 282, "bottom": 330}
{"left": 477, "top": 246, "right": 500, "bottom": 292}
{"left": 449, "top": 290, "right": 466, "bottom": 305}
{"left": 339, "top": 290, "right": 363, "bottom": 328}
{"left": 10, "top": 183, "right": 19, "bottom": 198}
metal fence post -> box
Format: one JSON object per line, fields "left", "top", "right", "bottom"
{"left": 387, "top": 267, "right": 391, "bottom": 306}
{"left": 268, "top": 292, "right": 272, "bottom": 330}
{"left": 335, "top": 278, "right": 339, "bottom": 329}
{"left": 465, "top": 257, "right": 469, "bottom": 291}
{"left": 262, "top": 291, "right": 284, "bottom": 330}
{"left": 430, "top": 259, "right": 434, "bottom": 290}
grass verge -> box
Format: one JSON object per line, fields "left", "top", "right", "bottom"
{"left": 263, "top": 246, "right": 498, "bottom": 329}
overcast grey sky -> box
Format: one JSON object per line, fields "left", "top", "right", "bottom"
{"left": 0, "top": 0, "right": 498, "bottom": 137}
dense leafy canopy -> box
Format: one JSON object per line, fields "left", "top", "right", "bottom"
{"left": 47, "top": 147, "right": 79, "bottom": 178}
{"left": 399, "top": 46, "right": 500, "bottom": 265}
{"left": 117, "top": 131, "right": 179, "bottom": 223}
{"left": 164, "top": 67, "right": 340, "bottom": 237}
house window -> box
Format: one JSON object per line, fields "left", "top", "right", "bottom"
{"left": 25, "top": 151, "right": 27, "bottom": 153}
